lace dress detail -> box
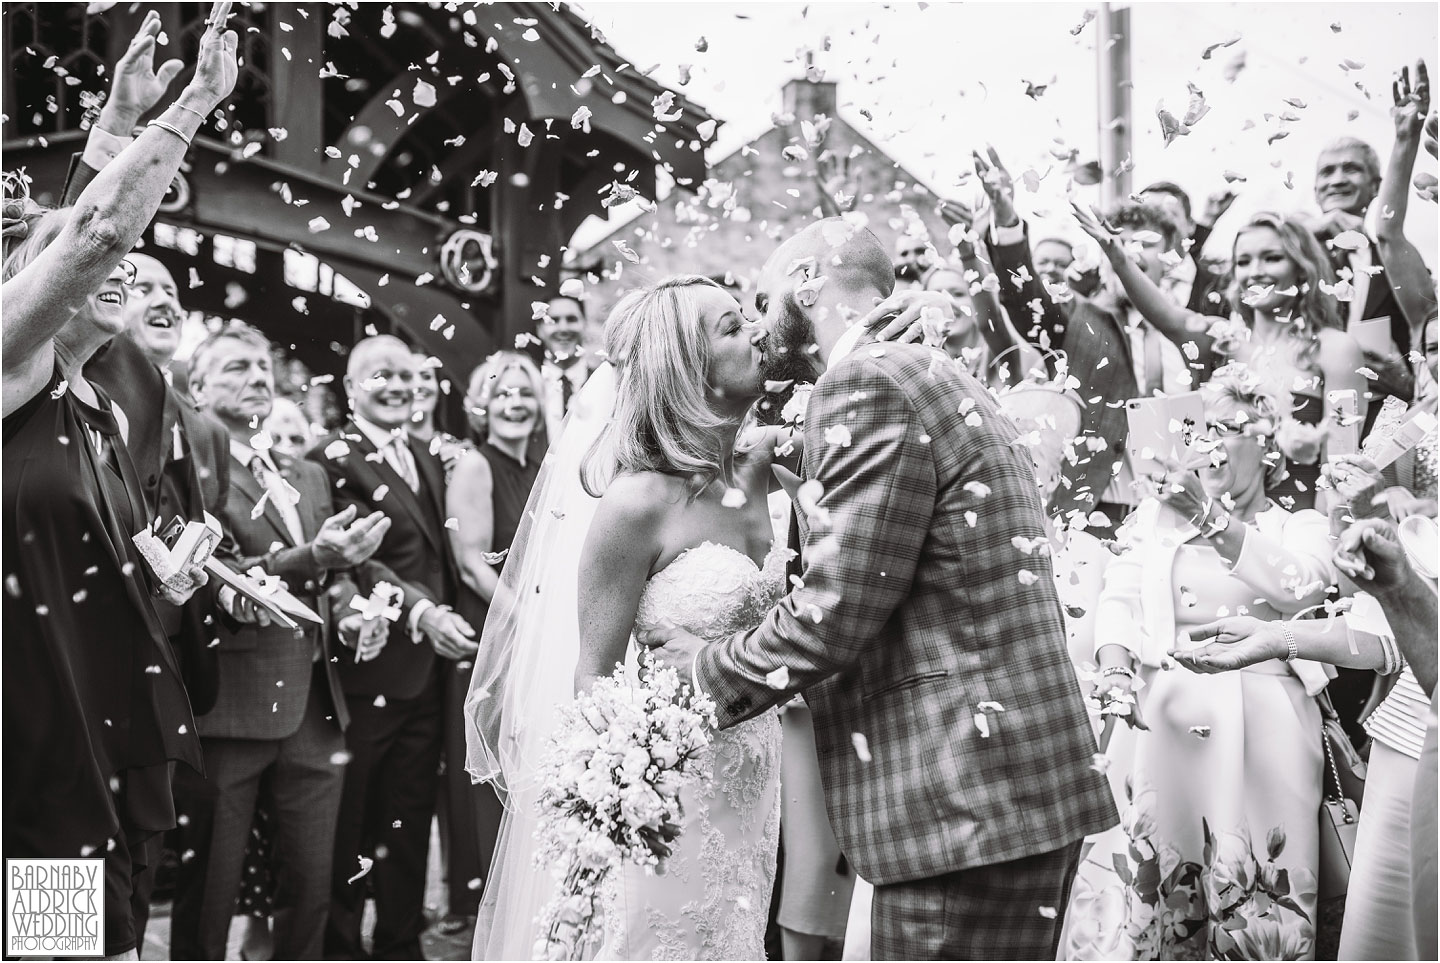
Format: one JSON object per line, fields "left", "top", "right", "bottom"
{"left": 596, "top": 541, "right": 788, "bottom": 961}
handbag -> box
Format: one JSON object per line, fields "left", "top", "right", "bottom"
{"left": 1317, "top": 692, "right": 1364, "bottom": 959}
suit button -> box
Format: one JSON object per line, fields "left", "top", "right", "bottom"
{"left": 147, "top": 475, "right": 158, "bottom": 487}
{"left": 304, "top": 580, "right": 316, "bottom": 593}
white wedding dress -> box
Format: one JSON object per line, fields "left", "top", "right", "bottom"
{"left": 595, "top": 540, "right": 786, "bottom": 961}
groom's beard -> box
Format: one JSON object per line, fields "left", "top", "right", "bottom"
{"left": 759, "top": 294, "right": 820, "bottom": 387}
{"left": 755, "top": 294, "right": 821, "bottom": 425}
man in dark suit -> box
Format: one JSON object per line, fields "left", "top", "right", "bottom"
{"left": 976, "top": 151, "right": 1220, "bottom": 532}
{"left": 308, "top": 335, "right": 476, "bottom": 960}
{"left": 1138, "top": 181, "right": 1231, "bottom": 318}
{"left": 170, "top": 324, "right": 391, "bottom": 959}
{"left": 536, "top": 294, "right": 598, "bottom": 441}
{"left": 645, "top": 220, "right": 1117, "bottom": 959}
{"left": 1311, "top": 137, "right": 1417, "bottom": 424}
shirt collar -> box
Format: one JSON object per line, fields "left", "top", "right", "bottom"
{"left": 353, "top": 413, "right": 407, "bottom": 451}
{"left": 826, "top": 323, "right": 868, "bottom": 369}
{"left": 230, "top": 436, "right": 278, "bottom": 473}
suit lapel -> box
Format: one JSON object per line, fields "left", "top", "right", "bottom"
{"left": 230, "top": 453, "right": 297, "bottom": 548}
{"left": 346, "top": 423, "right": 442, "bottom": 553}
{"left": 410, "top": 437, "right": 448, "bottom": 531}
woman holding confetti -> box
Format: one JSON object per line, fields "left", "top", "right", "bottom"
{"left": 0, "top": 4, "right": 237, "bottom": 958}
{"left": 1060, "top": 370, "right": 1338, "bottom": 960}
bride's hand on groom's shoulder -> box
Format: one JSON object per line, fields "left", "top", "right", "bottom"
{"left": 861, "top": 290, "right": 955, "bottom": 348}
{"left": 636, "top": 618, "right": 706, "bottom": 678}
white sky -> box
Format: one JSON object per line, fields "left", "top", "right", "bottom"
{"left": 571, "top": 0, "right": 1439, "bottom": 261}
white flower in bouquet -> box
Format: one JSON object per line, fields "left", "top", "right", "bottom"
{"left": 531, "top": 652, "right": 717, "bottom": 960}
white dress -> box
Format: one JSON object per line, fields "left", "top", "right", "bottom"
{"left": 595, "top": 541, "right": 785, "bottom": 961}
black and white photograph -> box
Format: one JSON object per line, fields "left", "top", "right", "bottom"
{"left": 1, "top": 1, "right": 1436, "bottom": 960}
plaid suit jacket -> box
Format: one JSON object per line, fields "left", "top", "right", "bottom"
{"left": 695, "top": 343, "right": 1117, "bottom": 885}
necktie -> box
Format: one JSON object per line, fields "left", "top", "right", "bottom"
{"left": 560, "top": 368, "right": 576, "bottom": 415}
{"left": 388, "top": 437, "right": 420, "bottom": 493}
{"left": 250, "top": 455, "right": 305, "bottom": 544}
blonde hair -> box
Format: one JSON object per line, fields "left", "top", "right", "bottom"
{"left": 2, "top": 205, "right": 69, "bottom": 280}
{"left": 581, "top": 275, "right": 735, "bottom": 498}
{"left": 464, "top": 350, "right": 547, "bottom": 442}
{"left": 1202, "top": 364, "right": 1289, "bottom": 488}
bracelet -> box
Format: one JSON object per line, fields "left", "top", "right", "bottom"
{"left": 172, "top": 101, "right": 208, "bottom": 122}
{"left": 1280, "top": 622, "right": 1299, "bottom": 663}
{"left": 147, "top": 119, "right": 192, "bottom": 147}
{"left": 1099, "top": 665, "right": 1136, "bottom": 680}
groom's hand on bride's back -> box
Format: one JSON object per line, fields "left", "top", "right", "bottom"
{"left": 862, "top": 289, "right": 956, "bottom": 347}
{"left": 636, "top": 618, "right": 706, "bottom": 678}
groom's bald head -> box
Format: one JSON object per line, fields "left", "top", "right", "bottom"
{"left": 752, "top": 218, "right": 895, "bottom": 378}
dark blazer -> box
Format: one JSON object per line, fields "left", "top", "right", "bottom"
{"left": 85, "top": 335, "right": 229, "bottom": 715}
{"left": 696, "top": 343, "right": 1117, "bottom": 885}
{"left": 305, "top": 421, "right": 457, "bottom": 701}
{"left": 205, "top": 449, "right": 353, "bottom": 739}
{"left": 988, "top": 223, "right": 1220, "bottom": 520}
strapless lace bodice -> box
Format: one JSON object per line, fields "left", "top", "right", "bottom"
{"left": 634, "top": 540, "right": 792, "bottom": 642}
{"left": 600, "top": 541, "right": 789, "bottom": 961}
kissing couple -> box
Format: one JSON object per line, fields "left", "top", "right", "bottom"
{"left": 464, "top": 217, "right": 1117, "bottom": 960}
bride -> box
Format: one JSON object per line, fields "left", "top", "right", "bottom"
{"left": 465, "top": 275, "right": 796, "bottom": 960}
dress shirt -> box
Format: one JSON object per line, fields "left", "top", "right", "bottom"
{"left": 542, "top": 358, "right": 589, "bottom": 442}
{"left": 353, "top": 415, "right": 419, "bottom": 492}
{"left": 82, "top": 124, "right": 133, "bottom": 172}
{"left": 231, "top": 438, "right": 304, "bottom": 544}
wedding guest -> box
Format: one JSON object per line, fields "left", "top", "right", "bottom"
{"left": 1375, "top": 61, "right": 1438, "bottom": 344}
{"left": 1, "top": 7, "right": 235, "bottom": 957}
{"left": 1076, "top": 206, "right": 1368, "bottom": 514}
{"left": 1031, "top": 235, "right": 1075, "bottom": 288}
{"left": 1137, "top": 181, "right": 1231, "bottom": 317}
{"left": 919, "top": 223, "right": 1044, "bottom": 390}
{"left": 435, "top": 351, "right": 546, "bottom": 934}
{"left": 170, "top": 322, "right": 390, "bottom": 960}
{"left": 537, "top": 294, "right": 595, "bottom": 440}
{"left": 266, "top": 396, "right": 314, "bottom": 457}
{"left": 1178, "top": 511, "right": 1438, "bottom": 961}
{"left": 978, "top": 147, "right": 1221, "bottom": 532}
{"left": 1061, "top": 370, "right": 1337, "bottom": 959}
{"left": 1312, "top": 134, "right": 1414, "bottom": 362}
{"left": 308, "top": 335, "right": 475, "bottom": 960}
{"left": 408, "top": 353, "right": 469, "bottom": 481}
{"left": 892, "top": 230, "right": 932, "bottom": 288}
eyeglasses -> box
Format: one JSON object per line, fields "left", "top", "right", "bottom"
{"left": 109, "top": 259, "right": 138, "bottom": 287}
{"left": 1203, "top": 419, "right": 1247, "bottom": 438}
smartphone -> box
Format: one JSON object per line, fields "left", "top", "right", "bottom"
{"left": 1126, "top": 392, "right": 1207, "bottom": 478}
{"left": 1326, "top": 389, "right": 1361, "bottom": 459}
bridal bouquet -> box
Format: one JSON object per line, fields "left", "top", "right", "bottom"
{"left": 530, "top": 654, "right": 717, "bottom": 960}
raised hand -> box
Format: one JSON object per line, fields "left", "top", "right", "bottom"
{"left": 1324, "top": 454, "right": 1390, "bottom": 519}
{"left": 96, "top": 11, "right": 185, "bottom": 133}
{"left": 181, "top": 0, "right": 240, "bottom": 115}
{"left": 1393, "top": 60, "right": 1431, "bottom": 142}
{"left": 972, "top": 145, "right": 1018, "bottom": 228}
{"left": 814, "top": 149, "right": 860, "bottom": 219}
{"left": 1070, "top": 201, "right": 1124, "bottom": 265}
{"left": 1175, "top": 617, "right": 1287, "bottom": 674}
{"left": 1424, "top": 111, "right": 1438, "bottom": 159}
{"left": 1197, "top": 188, "right": 1236, "bottom": 228}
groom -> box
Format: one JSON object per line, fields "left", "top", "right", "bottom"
{"left": 643, "top": 218, "right": 1118, "bottom": 959}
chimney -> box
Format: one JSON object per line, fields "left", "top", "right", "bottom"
{"left": 782, "top": 57, "right": 838, "bottom": 121}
